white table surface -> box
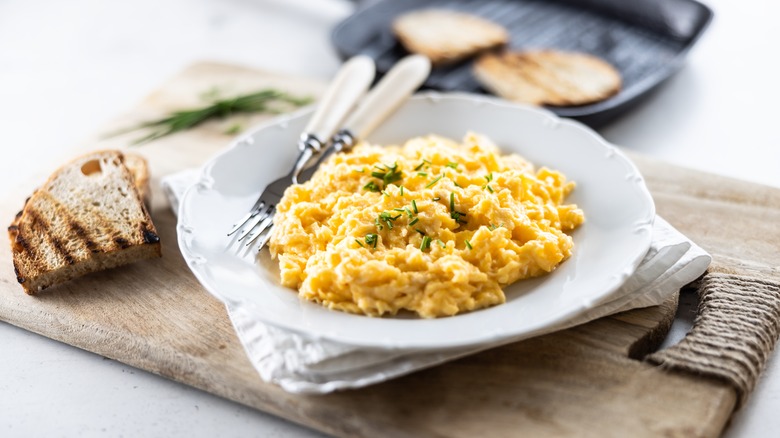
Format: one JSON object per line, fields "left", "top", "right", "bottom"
{"left": 1, "top": 0, "right": 778, "bottom": 436}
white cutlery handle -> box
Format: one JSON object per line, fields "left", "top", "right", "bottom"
{"left": 302, "top": 55, "right": 375, "bottom": 147}
{"left": 342, "top": 55, "right": 431, "bottom": 140}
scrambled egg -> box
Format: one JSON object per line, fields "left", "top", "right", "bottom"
{"left": 269, "top": 133, "right": 584, "bottom": 318}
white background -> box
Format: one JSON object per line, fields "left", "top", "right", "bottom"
{"left": 1, "top": 0, "right": 778, "bottom": 436}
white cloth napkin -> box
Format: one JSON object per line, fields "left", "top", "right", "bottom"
{"left": 163, "top": 170, "right": 711, "bottom": 394}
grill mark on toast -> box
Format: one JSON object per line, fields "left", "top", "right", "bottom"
{"left": 26, "top": 207, "right": 75, "bottom": 265}
{"left": 68, "top": 219, "right": 99, "bottom": 253}
{"left": 51, "top": 236, "right": 75, "bottom": 265}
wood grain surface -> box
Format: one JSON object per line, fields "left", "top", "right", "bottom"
{"left": 5, "top": 61, "right": 776, "bottom": 437}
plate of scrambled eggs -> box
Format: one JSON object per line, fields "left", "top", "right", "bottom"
{"left": 178, "top": 93, "right": 655, "bottom": 350}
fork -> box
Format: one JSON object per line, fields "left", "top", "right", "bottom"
{"left": 227, "top": 55, "right": 376, "bottom": 245}
{"left": 236, "top": 54, "right": 432, "bottom": 251}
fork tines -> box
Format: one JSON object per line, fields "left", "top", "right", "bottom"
{"left": 228, "top": 202, "right": 276, "bottom": 247}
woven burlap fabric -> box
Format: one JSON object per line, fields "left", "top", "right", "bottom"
{"left": 647, "top": 271, "right": 780, "bottom": 409}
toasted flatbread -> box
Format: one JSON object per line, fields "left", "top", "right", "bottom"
{"left": 473, "top": 50, "right": 622, "bottom": 106}
{"left": 393, "top": 9, "right": 509, "bottom": 65}
{"left": 8, "top": 150, "right": 161, "bottom": 294}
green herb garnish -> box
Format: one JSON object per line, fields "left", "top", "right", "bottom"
{"left": 483, "top": 173, "right": 495, "bottom": 192}
{"left": 437, "top": 239, "right": 446, "bottom": 248}
{"left": 223, "top": 123, "right": 243, "bottom": 135}
{"left": 411, "top": 200, "right": 418, "bottom": 214}
{"left": 409, "top": 217, "right": 420, "bottom": 226}
{"left": 371, "top": 162, "right": 403, "bottom": 189}
{"left": 415, "top": 228, "right": 426, "bottom": 236}
{"left": 446, "top": 162, "right": 459, "bottom": 169}
{"left": 420, "top": 236, "right": 432, "bottom": 251}
{"left": 417, "top": 172, "right": 428, "bottom": 177}
{"left": 363, "top": 181, "right": 380, "bottom": 192}
{"left": 431, "top": 197, "right": 440, "bottom": 201}
{"left": 355, "top": 239, "right": 365, "bottom": 248}
{"left": 110, "top": 88, "right": 312, "bottom": 145}
{"left": 426, "top": 175, "right": 443, "bottom": 188}
{"left": 377, "top": 212, "right": 401, "bottom": 230}
{"left": 365, "top": 233, "right": 378, "bottom": 248}
{"left": 448, "top": 192, "right": 467, "bottom": 224}
{"left": 465, "top": 240, "right": 473, "bottom": 250}
{"left": 399, "top": 185, "right": 404, "bottom": 196}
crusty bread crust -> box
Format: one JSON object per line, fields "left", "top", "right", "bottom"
{"left": 473, "top": 50, "right": 622, "bottom": 106}
{"left": 123, "top": 152, "right": 151, "bottom": 207}
{"left": 392, "top": 9, "right": 509, "bottom": 66}
{"left": 8, "top": 150, "right": 161, "bottom": 294}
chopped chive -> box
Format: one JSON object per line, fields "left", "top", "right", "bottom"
{"left": 424, "top": 159, "right": 431, "bottom": 164}
{"left": 465, "top": 240, "right": 473, "bottom": 250}
{"left": 417, "top": 172, "right": 428, "bottom": 177}
{"left": 415, "top": 228, "right": 426, "bottom": 236}
{"left": 363, "top": 181, "right": 380, "bottom": 192}
{"left": 488, "top": 223, "right": 498, "bottom": 231}
{"left": 431, "top": 197, "right": 440, "bottom": 201}
{"left": 446, "top": 162, "right": 458, "bottom": 169}
{"left": 420, "top": 236, "right": 432, "bottom": 251}
{"left": 453, "top": 181, "right": 462, "bottom": 188}
{"left": 449, "top": 192, "right": 455, "bottom": 212}
{"left": 404, "top": 207, "right": 413, "bottom": 218}
{"left": 377, "top": 211, "right": 401, "bottom": 230}
{"left": 484, "top": 172, "right": 493, "bottom": 182}
{"left": 354, "top": 167, "right": 365, "bottom": 173}
{"left": 411, "top": 199, "right": 418, "bottom": 214}
{"left": 450, "top": 210, "right": 467, "bottom": 224}
{"left": 409, "top": 217, "right": 420, "bottom": 226}
{"left": 370, "top": 161, "right": 403, "bottom": 189}
{"left": 365, "top": 233, "right": 378, "bottom": 248}
{"left": 486, "top": 184, "right": 494, "bottom": 193}
{"left": 426, "top": 175, "right": 443, "bottom": 188}
{"left": 399, "top": 185, "right": 404, "bottom": 196}
{"left": 414, "top": 161, "right": 426, "bottom": 171}
{"left": 393, "top": 208, "right": 406, "bottom": 212}
{"left": 436, "top": 239, "right": 446, "bottom": 248}
{"left": 355, "top": 239, "right": 365, "bottom": 248}
{"left": 382, "top": 190, "right": 390, "bottom": 197}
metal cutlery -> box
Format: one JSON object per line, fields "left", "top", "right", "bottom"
{"left": 235, "top": 54, "right": 432, "bottom": 251}
{"left": 227, "top": 55, "right": 376, "bottom": 244}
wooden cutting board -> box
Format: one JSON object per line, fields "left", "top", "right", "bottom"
{"left": 1, "top": 62, "right": 778, "bottom": 437}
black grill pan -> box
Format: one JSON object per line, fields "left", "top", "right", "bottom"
{"left": 331, "top": 0, "right": 713, "bottom": 127}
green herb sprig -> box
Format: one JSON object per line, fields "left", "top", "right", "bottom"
{"left": 110, "top": 89, "right": 312, "bottom": 145}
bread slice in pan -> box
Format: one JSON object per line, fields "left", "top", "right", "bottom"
{"left": 473, "top": 50, "right": 622, "bottom": 106}
{"left": 392, "top": 9, "right": 509, "bottom": 66}
{"left": 8, "top": 150, "right": 161, "bottom": 294}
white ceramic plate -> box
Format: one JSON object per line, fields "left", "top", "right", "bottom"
{"left": 177, "top": 93, "right": 655, "bottom": 350}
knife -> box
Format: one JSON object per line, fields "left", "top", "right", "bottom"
{"left": 299, "top": 54, "right": 432, "bottom": 182}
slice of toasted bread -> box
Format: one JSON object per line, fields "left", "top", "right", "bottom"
{"left": 8, "top": 150, "right": 161, "bottom": 294}
{"left": 392, "top": 9, "right": 509, "bottom": 66}
{"left": 473, "top": 50, "right": 622, "bottom": 106}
